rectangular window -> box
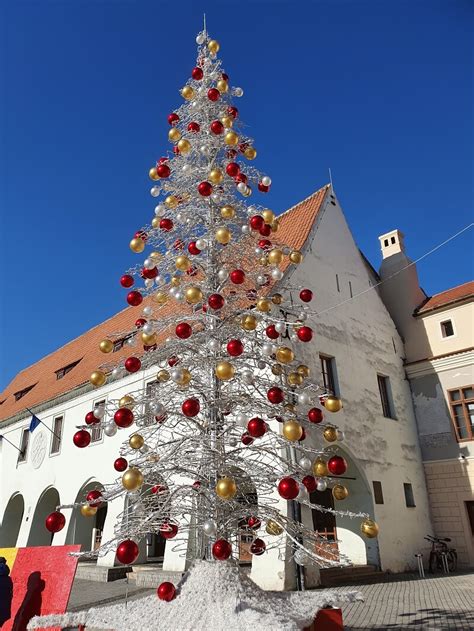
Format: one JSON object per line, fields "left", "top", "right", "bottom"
{"left": 320, "top": 355, "right": 337, "bottom": 396}
{"left": 55, "top": 359, "right": 81, "bottom": 380}
{"left": 404, "top": 483, "right": 416, "bottom": 507}
{"left": 349, "top": 281, "right": 353, "bottom": 298}
{"left": 448, "top": 386, "right": 474, "bottom": 442}
{"left": 50, "top": 416, "right": 64, "bottom": 455}
{"left": 372, "top": 481, "right": 384, "bottom": 505}
{"left": 377, "top": 374, "right": 396, "bottom": 419}
{"left": 18, "top": 428, "right": 29, "bottom": 463}
{"left": 335, "top": 274, "right": 340, "bottom": 292}
{"left": 440, "top": 320, "right": 454, "bottom": 338}
{"left": 90, "top": 400, "right": 105, "bottom": 443}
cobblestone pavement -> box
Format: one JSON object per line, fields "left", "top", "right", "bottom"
{"left": 327, "top": 572, "right": 474, "bottom": 631}
{"left": 68, "top": 578, "right": 153, "bottom": 612}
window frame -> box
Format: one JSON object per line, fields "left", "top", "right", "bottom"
{"left": 50, "top": 414, "right": 64, "bottom": 456}
{"left": 439, "top": 319, "right": 455, "bottom": 340}
{"left": 372, "top": 480, "right": 384, "bottom": 505}
{"left": 17, "top": 428, "right": 30, "bottom": 464}
{"left": 377, "top": 374, "right": 396, "bottom": 420}
{"left": 320, "top": 354, "right": 338, "bottom": 396}
{"left": 90, "top": 399, "right": 106, "bottom": 444}
{"left": 403, "top": 482, "right": 416, "bottom": 508}
{"left": 448, "top": 386, "right": 474, "bottom": 442}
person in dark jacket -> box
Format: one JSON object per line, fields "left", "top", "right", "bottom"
{"left": 0, "top": 558, "right": 13, "bottom": 628}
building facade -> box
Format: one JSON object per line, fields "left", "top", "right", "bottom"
{"left": 0, "top": 185, "right": 446, "bottom": 588}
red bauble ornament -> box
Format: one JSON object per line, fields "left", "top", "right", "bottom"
{"left": 114, "top": 457, "right": 128, "bottom": 472}
{"left": 157, "top": 163, "right": 171, "bottom": 178}
{"left": 160, "top": 523, "right": 178, "bottom": 539}
{"left": 114, "top": 407, "right": 134, "bottom": 428}
{"left": 258, "top": 182, "right": 270, "bottom": 193}
{"left": 265, "top": 324, "right": 279, "bottom": 340}
{"left": 135, "top": 318, "right": 146, "bottom": 328}
{"left": 155, "top": 413, "right": 167, "bottom": 424}
{"left": 308, "top": 408, "right": 323, "bottom": 424}
{"left": 182, "top": 398, "right": 200, "bottom": 417}
{"left": 297, "top": 326, "right": 313, "bottom": 342}
{"left": 247, "top": 417, "right": 266, "bottom": 438}
{"left": 259, "top": 224, "right": 272, "bottom": 237}
{"left": 191, "top": 66, "right": 203, "bottom": 80}
{"left": 120, "top": 274, "right": 134, "bottom": 288}
{"left": 173, "top": 146, "right": 180, "bottom": 155}
{"left": 241, "top": 432, "right": 254, "bottom": 445}
{"left": 299, "top": 428, "right": 307, "bottom": 442}
{"left": 208, "top": 88, "right": 220, "bottom": 101}
{"left": 227, "top": 338, "right": 243, "bottom": 356}
{"left": 210, "top": 120, "right": 224, "bottom": 135}
{"left": 258, "top": 239, "right": 272, "bottom": 250}
{"left": 135, "top": 230, "right": 148, "bottom": 241}
{"left": 188, "top": 121, "right": 200, "bottom": 133}
{"left": 234, "top": 173, "right": 247, "bottom": 184}
{"left": 158, "top": 157, "right": 169, "bottom": 165}
{"left": 176, "top": 322, "right": 192, "bottom": 339}
{"left": 168, "top": 355, "right": 179, "bottom": 367}
{"left": 222, "top": 73, "right": 229, "bottom": 81}
{"left": 86, "top": 489, "right": 103, "bottom": 508}
{"left": 327, "top": 455, "right": 348, "bottom": 476}
{"left": 141, "top": 267, "right": 158, "bottom": 279}
{"left": 212, "top": 539, "right": 232, "bottom": 560}
{"left": 127, "top": 291, "right": 143, "bottom": 307}
{"left": 151, "top": 484, "right": 166, "bottom": 494}
{"left": 45, "top": 511, "right": 66, "bottom": 533}
{"left": 174, "top": 239, "right": 185, "bottom": 250}
{"left": 73, "top": 430, "right": 90, "bottom": 448}
{"left": 247, "top": 516, "right": 261, "bottom": 529}
{"left": 125, "top": 357, "right": 141, "bottom": 373}
{"left": 192, "top": 480, "right": 201, "bottom": 490}
{"left": 186, "top": 266, "right": 198, "bottom": 277}
{"left": 85, "top": 411, "right": 97, "bottom": 425}
{"left": 238, "top": 142, "right": 248, "bottom": 154}
{"left": 267, "top": 387, "right": 284, "bottom": 404}
{"left": 250, "top": 538, "right": 266, "bottom": 556}
{"left": 278, "top": 477, "right": 299, "bottom": 500}
{"left": 208, "top": 293, "right": 225, "bottom": 310}
{"left": 160, "top": 218, "right": 173, "bottom": 231}
{"left": 157, "top": 581, "right": 176, "bottom": 602}
{"left": 249, "top": 215, "right": 264, "bottom": 231}
{"left": 198, "top": 181, "right": 213, "bottom": 196}
{"left": 299, "top": 289, "right": 313, "bottom": 303}
{"left": 168, "top": 112, "right": 179, "bottom": 126}
{"left": 226, "top": 162, "right": 240, "bottom": 177}
{"left": 116, "top": 539, "right": 139, "bottom": 565}
{"left": 302, "top": 475, "right": 317, "bottom": 493}
{"left": 227, "top": 106, "right": 238, "bottom": 119}
{"left": 188, "top": 241, "right": 201, "bottom": 255}
{"left": 230, "top": 269, "right": 245, "bottom": 284}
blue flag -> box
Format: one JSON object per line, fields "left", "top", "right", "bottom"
{"left": 29, "top": 414, "right": 41, "bottom": 432}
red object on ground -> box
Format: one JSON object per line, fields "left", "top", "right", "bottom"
{"left": 304, "top": 608, "right": 343, "bottom": 631}
{"left": 157, "top": 581, "right": 177, "bottom": 601}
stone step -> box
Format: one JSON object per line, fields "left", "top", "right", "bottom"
{"left": 127, "top": 566, "right": 184, "bottom": 588}
{"left": 75, "top": 562, "right": 132, "bottom": 582}
{"left": 319, "top": 565, "right": 387, "bottom": 587}
{"left": 320, "top": 564, "right": 378, "bottom": 578}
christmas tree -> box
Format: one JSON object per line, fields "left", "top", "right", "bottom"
{"left": 45, "top": 28, "right": 378, "bottom": 601}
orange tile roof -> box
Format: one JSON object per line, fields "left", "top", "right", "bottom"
{"left": 0, "top": 185, "right": 330, "bottom": 423}
{"left": 415, "top": 280, "right": 474, "bottom": 315}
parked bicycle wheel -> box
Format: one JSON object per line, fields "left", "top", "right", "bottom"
{"left": 447, "top": 550, "right": 457, "bottom": 572}
{"left": 428, "top": 551, "right": 440, "bottom": 573}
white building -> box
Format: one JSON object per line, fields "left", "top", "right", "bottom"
{"left": 0, "top": 184, "right": 436, "bottom": 588}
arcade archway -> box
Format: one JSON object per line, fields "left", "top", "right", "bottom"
{"left": 0, "top": 493, "right": 25, "bottom": 547}
{"left": 27, "top": 487, "right": 60, "bottom": 546}
{"left": 65, "top": 481, "right": 107, "bottom": 552}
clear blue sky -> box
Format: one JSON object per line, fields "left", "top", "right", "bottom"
{"left": 0, "top": 0, "right": 472, "bottom": 390}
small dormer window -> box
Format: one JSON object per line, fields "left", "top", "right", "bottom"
{"left": 55, "top": 359, "right": 82, "bottom": 380}
{"left": 14, "top": 384, "right": 36, "bottom": 401}
{"left": 440, "top": 320, "right": 454, "bottom": 338}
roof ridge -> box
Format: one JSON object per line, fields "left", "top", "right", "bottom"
{"left": 426, "top": 280, "right": 474, "bottom": 300}
{"left": 277, "top": 183, "right": 331, "bottom": 219}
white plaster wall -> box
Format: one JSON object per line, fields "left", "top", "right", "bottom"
{"left": 417, "top": 302, "right": 473, "bottom": 359}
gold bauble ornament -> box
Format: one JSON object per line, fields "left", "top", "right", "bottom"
{"left": 90, "top": 370, "right": 106, "bottom": 387}
{"left": 157, "top": 369, "right": 170, "bottom": 383}
{"left": 208, "top": 39, "right": 220, "bottom": 54}
{"left": 185, "top": 286, "right": 203, "bottom": 304}
{"left": 177, "top": 139, "right": 191, "bottom": 154}
{"left": 168, "top": 127, "right": 181, "bottom": 142}
{"left": 149, "top": 167, "right": 160, "bottom": 181}
{"left": 215, "top": 476, "right": 236, "bottom": 500}
{"left": 323, "top": 427, "right": 338, "bottom": 443}
{"left": 165, "top": 195, "right": 179, "bottom": 209}
{"left": 181, "top": 85, "right": 195, "bottom": 100}
{"left": 241, "top": 314, "right": 257, "bottom": 331}
{"left": 242, "top": 186, "right": 252, "bottom": 197}
{"left": 80, "top": 504, "right": 98, "bottom": 518}
{"left": 361, "top": 518, "right": 379, "bottom": 538}
{"left": 283, "top": 420, "right": 303, "bottom": 442}
{"left": 313, "top": 458, "right": 329, "bottom": 477}
{"left": 256, "top": 298, "right": 271, "bottom": 313}
{"left": 276, "top": 346, "right": 294, "bottom": 364}
{"left": 129, "top": 238, "right": 145, "bottom": 254}
{"left": 262, "top": 209, "right": 274, "bottom": 224}
{"left": 153, "top": 291, "right": 168, "bottom": 304}
{"left": 244, "top": 146, "right": 257, "bottom": 160}
{"left": 297, "top": 364, "right": 310, "bottom": 378}
{"left": 209, "top": 168, "right": 224, "bottom": 184}
{"left": 284, "top": 403, "right": 296, "bottom": 413}
{"left": 122, "top": 468, "right": 144, "bottom": 491}
{"left": 289, "top": 250, "right": 303, "bottom": 264}
{"left": 150, "top": 251, "right": 161, "bottom": 262}
{"left": 152, "top": 217, "right": 160, "bottom": 228}
{"left": 176, "top": 368, "right": 191, "bottom": 386}
{"left": 99, "top": 339, "right": 113, "bottom": 354}
{"left": 271, "top": 364, "right": 283, "bottom": 376}
{"left": 259, "top": 255, "right": 268, "bottom": 266}
{"left": 266, "top": 519, "right": 284, "bottom": 536}
{"left": 221, "top": 115, "right": 233, "bottom": 128}
{"left": 215, "top": 361, "right": 235, "bottom": 381}
{"left": 271, "top": 293, "right": 283, "bottom": 305}
{"left": 268, "top": 249, "right": 283, "bottom": 265}
{"left": 288, "top": 372, "right": 304, "bottom": 386}
{"left": 216, "top": 79, "right": 228, "bottom": 93}
{"left": 215, "top": 227, "right": 231, "bottom": 244}
{"left": 141, "top": 332, "right": 157, "bottom": 346}
{"left": 220, "top": 204, "right": 235, "bottom": 219}
{"left": 332, "top": 484, "right": 349, "bottom": 501}
{"left": 119, "top": 395, "right": 135, "bottom": 409}
{"left": 271, "top": 219, "right": 280, "bottom": 233}
{"left": 171, "top": 275, "right": 181, "bottom": 287}
{"left": 129, "top": 434, "right": 145, "bottom": 450}
{"left": 176, "top": 255, "right": 191, "bottom": 271}
{"left": 325, "top": 396, "right": 343, "bottom": 413}
{"left": 224, "top": 131, "right": 239, "bottom": 146}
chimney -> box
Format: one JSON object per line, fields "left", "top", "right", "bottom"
{"left": 378, "top": 229, "right": 405, "bottom": 259}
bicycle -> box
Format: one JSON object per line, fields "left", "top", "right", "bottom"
{"left": 424, "top": 534, "right": 457, "bottom": 573}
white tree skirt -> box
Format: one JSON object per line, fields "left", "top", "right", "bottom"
{"left": 28, "top": 561, "right": 362, "bottom": 631}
